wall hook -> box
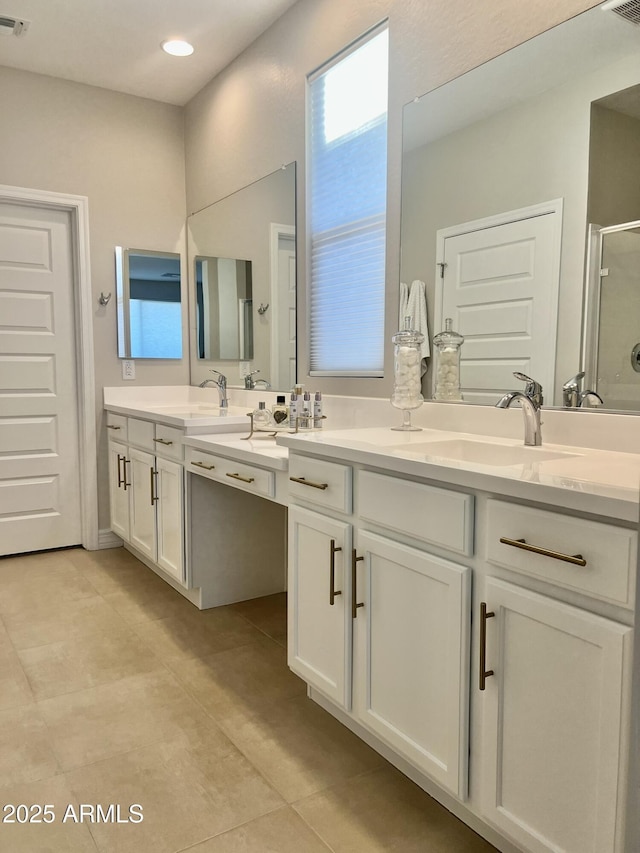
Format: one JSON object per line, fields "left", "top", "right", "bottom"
{"left": 98, "top": 292, "right": 112, "bottom": 306}
{"left": 257, "top": 302, "right": 269, "bottom": 314}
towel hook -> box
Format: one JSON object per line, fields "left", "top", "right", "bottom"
{"left": 98, "top": 292, "right": 112, "bottom": 306}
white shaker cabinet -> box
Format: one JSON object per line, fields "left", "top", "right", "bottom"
{"left": 287, "top": 458, "right": 472, "bottom": 799}
{"left": 478, "top": 577, "right": 631, "bottom": 853}
{"left": 288, "top": 505, "right": 353, "bottom": 709}
{"left": 353, "top": 530, "right": 470, "bottom": 798}
{"left": 108, "top": 438, "right": 130, "bottom": 541}
{"left": 107, "top": 417, "right": 185, "bottom": 584}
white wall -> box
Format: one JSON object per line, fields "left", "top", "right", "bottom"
{"left": 184, "top": 0, "right": 600, "bottom": 398}
{"left": 0, "top": 66, "right": 188, "bottom": 528}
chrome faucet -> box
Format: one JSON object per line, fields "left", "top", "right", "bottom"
{"left": 562, "top": 371, "right": 603, "bottom": 408}
{"left": 244, "top": 369, "right": 260, "bottom": 390}
{"left": 198, "top": 369, "right": 228, "bottom": 408}
{"left": 495, "top": 371, "right": 543, "bottom": 446}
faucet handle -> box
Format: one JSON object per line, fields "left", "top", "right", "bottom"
{"left": 513, "top": 372, "right": 543, "bottom": 406}
{"left": 562, "top": 371, "right": 585, "bottom": 391}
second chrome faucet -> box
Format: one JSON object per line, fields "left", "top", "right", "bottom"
{"left": 495, "top": 372, "right": 543, "bottom": 446}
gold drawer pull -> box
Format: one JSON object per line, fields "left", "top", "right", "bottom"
{"left": 106, "top": 424, "right": 121, "bottom": 430}
{"left": 479, "top": 602, "right": 495, "bottom": 691}
{"left": 329, "top": 539, "right": 342, "bottom": 606}
{"left": 153, "top": 437, "right": 174, "bottom": 446}
{"left": 499, "top": 537, "right": 587, "bottom": 567}
{"left": 227, "top": 472, "right": 255, "bottom": 484}
{"left": 191, "top": 460, "right": 215, "bottom": 471}
{"left": 289, "top": 476, "right": 328, "bottom": 490}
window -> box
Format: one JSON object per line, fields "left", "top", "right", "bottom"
{"left": 308, "top": 24, "right": 389, "bottom": 376}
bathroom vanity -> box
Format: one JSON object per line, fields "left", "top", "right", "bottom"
{"left": 278, "top": 427, "right": 639, "bottom": 853}
{"left": 104, "top": 386, "right": 288, "bottom": 608}
{"left": 105, "top": 387, "right": 639, "bottom": 853}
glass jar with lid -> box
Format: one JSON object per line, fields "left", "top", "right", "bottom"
{"left": 433, "top": 317, "right": 464, "bottom": 401}
{"left": 390, "top": 316, "right": 424, "bottom": 431}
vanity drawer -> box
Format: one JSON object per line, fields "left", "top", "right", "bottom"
{"left": 106, "top": 413, "right": 127, "bottom": 440}
{"left": 127, "top": 417, "right": 155, "bottom": 450}
{"left": 153, "top": 424, "right": 184, "bottom": 460}
{"left": 288, "top": 455, "right": 352, "bottom": 513}
{"left": 486, "top": 499, "right": 636, "bottom": 607}
{"left": 186, "top": 448, "right": 275, "bottom": 499}
{"left": 358, "top": 470, "right": 474, "bottom": 557}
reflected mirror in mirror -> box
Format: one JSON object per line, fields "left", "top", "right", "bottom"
{"left": 195, "top": 256, "right": 253, "bottom": 360}
{"left": 188, "top": 163, "right": 296, "bottom": 392}
{"left": 401, "top": 2, "right": 640, "bottom": 411}
{"left": 115, "top": 248, "right": 183, "bottom": 359}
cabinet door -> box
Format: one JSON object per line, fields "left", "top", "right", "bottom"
{"left": 128, "top": 447, "right": 157, "bottom": 562}
{"left": 155, "top": 456, "right": 184, "bottom": 582}
{"left": 478, "top": 577, "right": 631, "bottom": 853}
{"left": 108, "top": 440, "right": 130, "bottom": 541}
{"left": 353, "top": 530, "right": 471, "bottom": 798}
{"left": 288, "top": 506, "right": 352, "bottom": 709}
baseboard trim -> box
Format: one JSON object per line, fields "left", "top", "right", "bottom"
{"left": 97, "top": 529, "right": 123, "bottom": 550}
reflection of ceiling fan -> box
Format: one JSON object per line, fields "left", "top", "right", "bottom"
{"left": 602, "top": 0, "right": 640, "bottom": 26}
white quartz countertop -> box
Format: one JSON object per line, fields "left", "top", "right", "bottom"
{"left": 183, "top": 432, "right": 289, "bottom": 471}
{"left": 277, "top": 427, "right": 640, "bottom": 522}
{"left": 104, "top": 400, "right": 251, "bottom": 432}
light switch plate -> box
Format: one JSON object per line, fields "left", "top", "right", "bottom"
{"left": 239, "top": 361, "right": 250, "bottom": 379}
{"left": 122, "top": 359, "right": 135, "bottom": 380}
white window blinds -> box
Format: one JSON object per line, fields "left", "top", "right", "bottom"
{"left": 308, "top": 26, "right": 389, "bottom": 376}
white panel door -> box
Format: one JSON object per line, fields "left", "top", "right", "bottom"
{"left": 288, "top": 506, "right": 352, "bottom": 709}
{"left": 128, "top": 448, "right": 157, "bottom": 562}
{"left": 353, "top": 531, "right": 471, "bottom": 798}
{"left": 439, "top": 209, "right": 561, "bottom": 404}
{"left": 479, "top": 577, "right": 631, "bottom": 853}
{"left": 0, "top": 202, "right": 81, "bottom": 554}
{"left": 155, "top": 456, "right": 184, "bottom": 582}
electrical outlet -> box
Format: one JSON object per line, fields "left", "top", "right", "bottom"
{"left": 122, "top": 359, "right": 136, "bottom": 380}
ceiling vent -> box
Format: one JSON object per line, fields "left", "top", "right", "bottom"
{"left": 602, "top": 0, "right": 640, "bottom": 24}
{"left": 0, "top": 15, "right": 29, "bottom": 36}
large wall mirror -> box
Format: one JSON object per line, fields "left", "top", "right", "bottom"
{"left": 115, "top": 247, "right": 183, "bottom": 359}
{"left": 401, "top": 2, "right": 640, "bottom": 411}
{"left": 188, "top": 163, "right": 296, "bottom": 391}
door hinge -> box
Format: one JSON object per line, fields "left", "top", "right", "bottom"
{"left": 437, "top": 262, "right": 447, "bottom": 279}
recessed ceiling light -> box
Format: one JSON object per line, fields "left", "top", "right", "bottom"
{"left": 161, "top": 39, "right": 194, "bottom": 57}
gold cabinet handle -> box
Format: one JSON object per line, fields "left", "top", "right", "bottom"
{"left": 329, "top": 539, "right": 342, "bottom": 606}
{"left": 227, "top": 472, "right": 255, "bottom": 484}
{"left": 150, "top": 467, "right": 159, "bottom": 505}
{"left": 153, "top": 437, "right": 174, "bottom": 446}
{"left": 106, "top": 424, "right": 121, "bottom": 430}
{"left": 499, "top": 536, "right": 587, "bottom": 567}
{"left": 289, "top": 476, "right": 328, "bottom": 491}
{"left": 191, "top": 460, "right": 215, "bottom": 471}
{"left": 479, "top": 602, "right": 495, "bottom": 691}
{"left": 351, "top": 550, "right": 364, "bottom": 619}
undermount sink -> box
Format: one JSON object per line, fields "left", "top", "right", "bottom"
{"left": 397, "top": 439, "right": 579, "bottom": 467}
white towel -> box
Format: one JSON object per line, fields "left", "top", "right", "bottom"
{"left": 399, "top": 280, "right": 430, "bottom": 372}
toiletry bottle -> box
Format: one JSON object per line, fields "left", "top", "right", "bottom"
{"left": 272, "top": 395, "right": 289, "bottom": 426}
{"left": 289, "top": 391, "right": 299, "bottom": 429}
{"left": 300, "top": 391, "right": 312, "bottom": 429}
{"left": 252, "top": 401, "right": 273, "bottom": 429}
{"left": 313, "top": 391, "right": 323, "bottom": 428}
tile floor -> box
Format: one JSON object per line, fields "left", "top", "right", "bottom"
{"left": 0, "top": 546, "right": 497, "bottom": 853}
